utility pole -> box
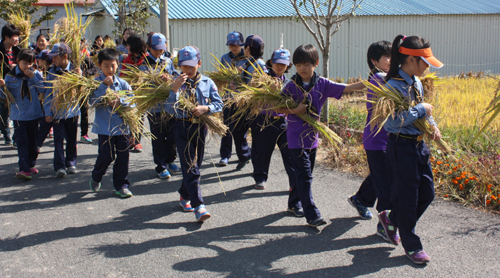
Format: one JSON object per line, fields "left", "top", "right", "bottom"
{"left": 160, "top": 0, "right": 170, "bottom": 52}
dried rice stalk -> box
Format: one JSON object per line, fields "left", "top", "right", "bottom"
{"left": 46, "top": 71, "right": 148, "bottom": 140}
{"left": 230, "top": 73, "right": 342, "bottom": 148}
{"left": 120, "top": 63, "right": 174, "bottom": 115}
{"left": 473, "top": 76, "right": 500, "bottom": 143}
{"left": 8, "top": 12, "right": 31, "bottom": 49}
{"left": 205, "top": 54, "right": 242, "bottom": 93}
{"left": 175, "top": 94, "right": 228, "bottom": 137}
{"left": 51, "top": 3, "right": 93, "bottom": 69}
{"left": 363, "top": 79, "right": 452, "bottom": 153}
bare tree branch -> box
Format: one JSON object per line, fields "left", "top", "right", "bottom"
{"left": 290, "top": 0, "right": 325, "bottom": 50}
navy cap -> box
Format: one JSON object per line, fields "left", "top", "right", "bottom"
{"left": 244, "top": 35, "right": 264, "bottom": 49}
{"left": 271, "top": 48, "right": 291, "bottom": 66}
{"left": 35, "top": 49, "right": 49, "bottom": 61}
{"left": 226, "top": 31, "right": 244, "bottom": 46}
{"left": 48, "top": 43, "right": 72, "bottom": 57}
{"left": 177, "top": 46, "right": 201, "bottom": 67}
{"left": 147, "top": 33, "right": 167, "bottom": 51}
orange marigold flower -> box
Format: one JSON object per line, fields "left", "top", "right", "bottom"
{"left": 444, "top": 194, "right": 449, "bottom": 197}
{"left": 437, "top": 161, "right": 443, "bottom": 165}
{"left": 488, "top": 188, "right": 492, "bottom": 192}
{"left": 453, "top": 180, "right": 458, "bottom": 185}
{"left": 458, "top": 164, "right": 462, "bottom": 168}
{"left": 445, "top": 164, "right": 450, "bottom": 167}
{"left": 447, "top": 171, "right": 452, "bottom": 175}
{"left": 453, "top": 167, "right": 457, "bottom": 171}
{"left": 464, "top": 180, "right": 469, "bottom": 184}
{"left": 430, "top": 157, "right": 435, "bottom": 161}
{"left": 492, "top": 195, "right": 498, "bottom": 201}
{"left": 486, "top": 200, "right": 491, "bottom": 205}
{"left": 487, "top": 184, "right": 492, "bottom": 189}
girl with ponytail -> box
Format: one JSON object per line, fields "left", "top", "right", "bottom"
{"left": 378, "top": 35, "right": 443, "bottom": 265}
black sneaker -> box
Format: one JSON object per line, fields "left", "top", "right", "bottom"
{"left": 307, "top": 217, "right": 327, "bottom": 228}
{"left": 89, "top": 179, "right": 101, "bottom": 193}
{"left": 287, "top": 207, "right": 305, "bottom": 217}
{"left": 235, "top": 158, "right": 251, "bottom": 171}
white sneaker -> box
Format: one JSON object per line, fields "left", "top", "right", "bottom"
{"left": 67, "top": 166, "right": 77, "bottom": 174}
{"left": 56, "top": 168, "right": 67, "bottom": 178}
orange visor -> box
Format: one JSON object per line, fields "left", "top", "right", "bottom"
{"left": 399, "top": 46, "right": 444, "bottom": 69}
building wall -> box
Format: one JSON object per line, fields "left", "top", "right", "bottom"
{"left": 165, "top": 14, "right": 500, "bottom": 78}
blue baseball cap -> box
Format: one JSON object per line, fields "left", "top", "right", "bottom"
{"left": 226, "top": 31, "right": 244, "bottom": 46}
{"left": 35, "top": 49, "right": 49, "bottom": 60}
{"left": 177, "top": 46, "right": 201, "bottom": 67}
{"left": 245, "top": 35, "right": 264, "bottom": 49}
{"left": 271, "top": 48, "right": 290, "bottom": 66}
{"left": 47, "top": 43, "right": 72, "bottom": 57}
{"left": 146, "top": 33, "right": 167, "bottom": 51}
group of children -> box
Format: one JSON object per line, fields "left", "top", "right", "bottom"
{"left": 0, "top": 22, "right": 444, "bottom": 264}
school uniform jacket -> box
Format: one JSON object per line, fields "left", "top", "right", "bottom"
{"left": 166, "top": 74, "right": 223, "bottom": 119}
{"left": 383, "top": 68, "right": 437, "bottom": 136}
{"left": 1, "top": 66, "right": 44, "bottom": 121}
{"left": 43, "top": 62, "right": 81, "bottom": 119}
{"left": 89, "top": 74, "right": 134, "bottom": 136}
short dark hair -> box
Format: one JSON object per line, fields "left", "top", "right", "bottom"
{"left": 2, "top": 24, "right": 21, "bottom": 41}
{"left": 17, "top": 49, "right": 35, "bottom": 63}
{"left": 36, "top": 34, "right": 49, "bottom": 42}
{"left": 292, "top": 44, "right": 319, "bottom": 65}
{"left": 367, "top": 40, "right": 392, "bottom": 77}
{"left": 97, "top": 48, "right": 119, "bottom": 64}
{"left": 126, "top": 35, "right": 147, "bottom": 56}
{"left": 245, "top": 45, "right": 264, "bottom": 58}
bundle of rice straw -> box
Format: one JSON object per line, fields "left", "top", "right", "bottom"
{"left": 230, "top": 73, "right": 342, "bottom": 148}
{"left": 51, "top": 3, "right": 93, "bottom": 69}
{"left": 205, "top": 54, "right": 242, "bottom": 93}
{"left": 103, "top": 39, "right": 116, "bottom": 49}
{"left": 472, "top": 76, "right": 500, "bottom": 143}
{"left": 120, "top": 63, "right": 174, "bottom": 115}
{"left": 46, "top": 71, "right": 147, "bottom": 140}
{"left": 175, "top": 94, "right": 228, "bottom": 137}
{"left": 8, "top": 12, "right": 31, "bottom": 49}
{"left": 362, "top": 79, "right": 452, "bottom": 153}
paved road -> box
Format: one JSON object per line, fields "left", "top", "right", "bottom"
{"left": 1, "top": 122, "right": 499, "bottom": 277}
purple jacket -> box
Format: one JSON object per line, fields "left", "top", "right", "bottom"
{"left": 282, "top": 73, "right": 346, "bottom": 149}
{"left": 362, "top": 72, "right": 389, "bottom": 151}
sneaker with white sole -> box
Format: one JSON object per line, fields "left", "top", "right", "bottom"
{"left": 167, "top": 163, "right": 179, "bottom": 173}
{"left": 179, "top": 196, "right": 194, "bottom": 212}
{"left": 194, "top": 204, "right": 211, "bottom": 222}
{"left": 56, "top": 168, "right": 67, "bottom": 178}
{"left": 406, "top": 250, "right": 431, "bottom": 265}
{"left": 158, "top": 169, "right": 171, "bottom": 179}
{"left": 67, "top": 166, "right": 77, "bottom": 174}
{"left": 219, "top": 158, "right": 229, "bottom": 166}
{"left": 115, "top": 187, "right": 133, "bottom": 198}
{"left": 347, "top": 195, "right": 373, "bottom": 220}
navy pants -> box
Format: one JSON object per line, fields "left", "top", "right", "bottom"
{"left": 36, "top": 117, "right": 53, "bottom": 148}
{"left": 220, "top": 104, "right": 251, "bottom": 162}
{"left": 52, "top": 116, "right": 78, "bottom": 171}
{"left": 355, "top": 150, "right": 392, "bottom": 212}
{"left": 386, "top": 135, "right": 434, "bottom": 252}
{"left": 148, "top": 113, "right": 177, "bottom": 173}
{"left": 251, "top": 115, "right": 296, "bottom": 186}
{"left": 80, "top": 100, "right": 89, "bottom": 137}
{"left": 13, "top": 119, "right": 39, "bottom": 172}
{"left": 92, "top": 134, "right": 130, "bottom": 191}
{"left": 0, "top": 100, "right": 12, "bottom": 144}
{"left": 288, "top": 148, "right": 321, "bottom": 222}
{"left": 174, "top": 120, "right": 206, "bottom": 209}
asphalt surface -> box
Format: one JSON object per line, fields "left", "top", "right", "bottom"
{"left": 1, "top": 120, "right": 499, "bottom": 278}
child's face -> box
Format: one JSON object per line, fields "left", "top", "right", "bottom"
{"left": 96, "top": 37, "right": 103, "bottom": 46}
{"left": 228, "top": 44, "right": 241, "bottom": 55}
{"left": 271, "top": 62, "right": 287, "bottom": 77}
{"left": 416, "top": 57, "right": 430, "bottom": 77}
{"left": 371, "top": 55, "right": 390, "bottom": 73}
{"left": 4, "top": 35, "right": 19, "bottom": 47}
{"left": 99, "top": 60, "right": 119, "bottom": 77}
{"left": 295, "top": 62, "right": 318, "bottom": 82}
{"left": 149, "top": 48, "right": 165, "bottom": 59}
{"left": 37, "top": 36, "right": 49, "bottom": 51}
{"left": 52, "top": 54, "right": 68, "bottom": 68}
{"left": 180, "top": 61, "right": 201, "bottom": 79}
{"left": 38, "top": 60, "right": 47, "bottom": 70}
{"left": 123, "top": 30, "right": 131, "bottom": 41}
{"left": 18, "top": 60, "right": 33, "bottom": 72}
